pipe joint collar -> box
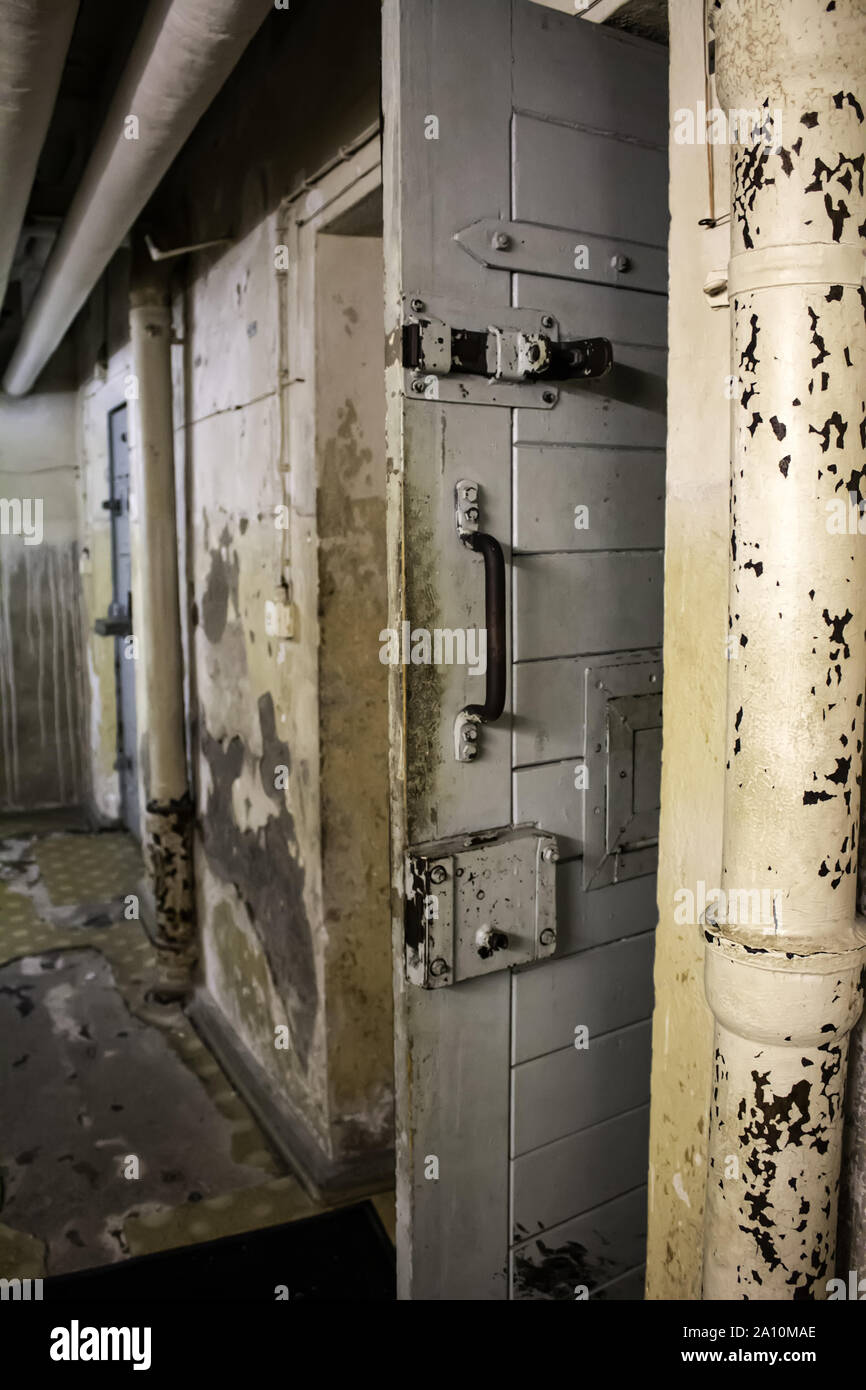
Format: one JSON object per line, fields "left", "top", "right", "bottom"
{"left": 704, "top": 934, "right": 865, "bottom": 1046}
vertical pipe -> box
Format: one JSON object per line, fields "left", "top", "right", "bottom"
{"left": 129, "top": 269, "right": 195, "bottom": 995}
{"left": 703, "top": 0, "right": 866, "bottom": 1298}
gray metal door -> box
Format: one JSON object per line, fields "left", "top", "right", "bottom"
{"left": 108, "top": 404, "right": 139, "bottom": 836}
{"left": 384, "top": 0, "right": 667, "bottom": 1299}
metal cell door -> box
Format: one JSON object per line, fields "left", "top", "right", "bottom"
{"left": 383, "top": 0, "right": 667, "bottom": 1299}
{"left": 107, "top": 404, "right": 139, "bottom": 836}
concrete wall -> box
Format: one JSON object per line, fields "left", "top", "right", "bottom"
{"left": 0, "top": 343, "right": 86, "bottom": 811}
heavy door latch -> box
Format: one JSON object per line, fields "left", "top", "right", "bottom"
{"left": 402, "top": 317, "right": 612, "bottom": 384}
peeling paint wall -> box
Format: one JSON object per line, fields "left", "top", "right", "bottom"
{"left": 154, "top": 0, "right": 387, "bottom": 1179}
{"left": 645, "top": 0, "right": 731, "bottom": 1299}
{"left": 0, "top": 344, "right": 86, "bottom": 810}
{"left": 186, "top": 205, "right": 324, "bottom": 1127}
{"left": 315, "top": 233, "right": 392, "bottom": 1162}
{"left": 69, "top": 0, "right": 387, "bottom": 1182}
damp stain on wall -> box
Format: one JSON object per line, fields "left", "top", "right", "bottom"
{"left": 199, "top": 692, "right": 318, "bottom": 1070}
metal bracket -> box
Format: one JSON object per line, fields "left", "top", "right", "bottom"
{"left": 94, "top": 613, "right": 132, "bottom": 638}
{"left": 404, "top": 824, "right": 559, "bottom": 988}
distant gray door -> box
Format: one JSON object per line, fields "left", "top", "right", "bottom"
{"left": 384, "top": 0, "right": 667, "bottom": 1300}
{"left": 108, "top": 405, "right": 139, "bottom": 837}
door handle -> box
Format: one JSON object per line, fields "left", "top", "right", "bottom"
{"left": 454, "top": 480, "right": 506, "bottom": 761}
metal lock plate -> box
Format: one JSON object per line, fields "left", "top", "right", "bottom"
{"left": 404, "top": 824, "right": 558, "bottom": 988}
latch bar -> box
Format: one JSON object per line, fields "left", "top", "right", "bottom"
{"left": 403, "top": 321, "right": 612, "bottom": 383}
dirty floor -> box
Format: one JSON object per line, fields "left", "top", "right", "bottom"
{"left": 0, "top": 811, "right": 395, "bottom": 1279}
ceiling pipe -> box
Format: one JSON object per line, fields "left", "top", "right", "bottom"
{"left": 702, "top": 0, "right": 866, "bottom": 1299}
{"left": 2, "top": 0, "right": 274, "bottom": 397}
{"left": 0, "top": 0, "right": 80, "bottom": 312}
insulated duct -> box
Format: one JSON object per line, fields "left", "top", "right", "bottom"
{"left": 0, "top": 0, "right": 79, "bottom": 311}
{"left": 2, "top": 0, "right": 273, "bottom": 396}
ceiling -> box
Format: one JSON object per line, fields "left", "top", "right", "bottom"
{"left": 0, "top": 0, "right": 149, "bottom": 371}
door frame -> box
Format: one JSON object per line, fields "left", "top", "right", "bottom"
{"left": 106, "top": 400, "right": 139, "bottom": 837}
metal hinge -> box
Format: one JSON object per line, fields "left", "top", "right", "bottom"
{"left": 404, "top": 824, "right": 559, "bottom": 988}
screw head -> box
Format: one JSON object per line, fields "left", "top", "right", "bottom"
{"left": 542, "top": 845, "right": 558, "bottom": 863}
{"left": 465, "top": 505, "right": 479, "bottom": 522}
{"left": 430, "top": 957, "right": 449, "bottom": 977}
{"left": 610, "top": 254, "right": 631, "bottom": 273}
{"left": 429, "top": 864, "right": 447, "bottom": 884}
{"left": 541, "top": 314, "right": 555, "bottom": 330}
{"left": 542, "top": 389, "right": 557, "bottom": 405}
{"left": 411, "top": 378, "right": 427, "bottom": 393}
{"left": 410, "top": 297, "right": 425, "bottom": 312}
{"left": 492, "top": 231, "right": 512, "bottom": 252}
{"left": 539, "top": 928, "right": 556, "bottom": 948}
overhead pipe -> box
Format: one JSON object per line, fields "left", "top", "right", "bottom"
{"left": 129, "top": 262, "right": 194, "bottom": 997}
{"left": 2, "top": 0, "right": 273, "bottom": 396}
{"left": 702, "top": 0, "right": 866, "bottom": 1298}
{"left": 0, "top": 0, "right": 80, "bottom": 311}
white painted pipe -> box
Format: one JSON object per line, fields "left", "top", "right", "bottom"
{"left": 2, "top": 0, "right": 273, "bottom": 397}
{"left": 129, "top": 275, "right": 195, "bottom": 992}
{"left": 703, "top": 0, "right": 866, "bottom": 1299}
{"left": 0, "top": 0, "right": 79, "bottom": 311}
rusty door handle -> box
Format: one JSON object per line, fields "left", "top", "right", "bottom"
{"left": 454, "top": 480, "right": 506, "bottom": 761}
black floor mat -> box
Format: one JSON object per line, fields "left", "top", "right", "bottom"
{"left": 44, "top": 1201, "right": 396, "bottom": 1301}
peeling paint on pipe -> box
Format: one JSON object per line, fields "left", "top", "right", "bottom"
{"left": 2, "top": 0, "right": 273, "bottom": 397}
{"left": 0, "top": 0, "right": 79, "bottom": 313}
{"left": 130, "top": 279, "right": 195, "bottom": 992}
{"left": 703, "top": 0, "right": 866, "bottom": 1300}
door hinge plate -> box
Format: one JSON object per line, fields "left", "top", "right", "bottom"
{"left": 454, "top": 218, "right": 667, "bottom": 296}
{"left": 404, "top": 824, "right": 559, "bottom": 988}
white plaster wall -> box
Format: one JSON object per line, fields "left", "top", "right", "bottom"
{"left": 645, "top": 0, "right": 731, "bottom": 1298}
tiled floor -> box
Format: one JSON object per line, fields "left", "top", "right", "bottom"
{"left": 0, "top": 813, "right": 395, "bottom": 1279}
